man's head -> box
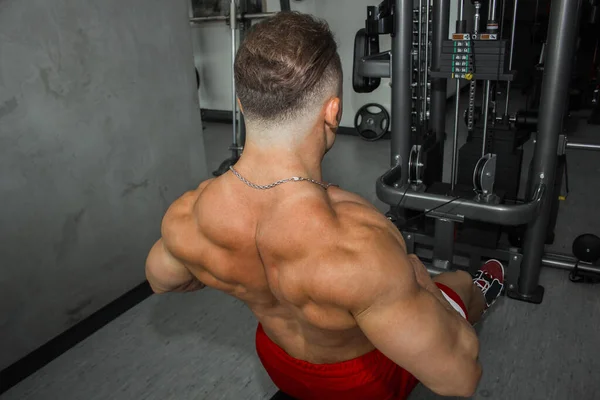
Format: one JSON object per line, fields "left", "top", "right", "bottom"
{"left": 234, "top": 12, "right": 342, "bottom": 150}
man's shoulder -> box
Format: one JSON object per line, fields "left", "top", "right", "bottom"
{"left": 160, "top": 179, "right": 217, "bottom": 254}
{"left": 266, "top": 188, "right": 410, "bottom": 305}
{"left": 262, "top": 187, "right": 401, "bottom": 250}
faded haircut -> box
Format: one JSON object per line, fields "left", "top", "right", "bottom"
{"left": 234, "top": 12, "right": 342, "bottom": 130}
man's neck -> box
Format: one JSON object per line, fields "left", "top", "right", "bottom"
{"left": 234, "top": 139, "right": 325, "bottom": 183}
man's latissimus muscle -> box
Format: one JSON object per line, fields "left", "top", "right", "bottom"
{"left": 285, "top": 198, "right": 482, "bottom": 397}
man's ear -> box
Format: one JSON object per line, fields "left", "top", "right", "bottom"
{"left": 237, "top": 98, "right": 244, "bottom": 114}
{"left": 324, "top": 96, "right": 341, "bottom": 129}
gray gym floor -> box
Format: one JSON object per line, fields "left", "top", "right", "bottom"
{"left": 3, "top": 102, "right": 600, "bottom": 400}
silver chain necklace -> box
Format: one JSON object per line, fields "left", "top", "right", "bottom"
{"left": 229, "top": 166, "right": 335, "bottom": 190}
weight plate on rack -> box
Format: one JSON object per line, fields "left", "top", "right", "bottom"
{"left": 354, "top": 103, "right": 390, "bottom": 141}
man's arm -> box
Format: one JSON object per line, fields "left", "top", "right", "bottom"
{"left": 353, "top": 271, "right": 481, "bottom": 397}
{"left": 145, "top": 239, "right": 205, "bottom": 294}
{"left": 314, "top": 207, "right": 481, "bottom": 397}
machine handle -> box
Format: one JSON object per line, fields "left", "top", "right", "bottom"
{"left": 377, "top": 166, "right": 546, "bottom": 226}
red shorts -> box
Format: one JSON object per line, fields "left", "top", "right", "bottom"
{"left": 256, "top": 283, "right": 467, "bottom": 400}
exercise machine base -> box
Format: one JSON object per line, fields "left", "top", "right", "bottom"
{"left": 506, "top": 284, "right": 545, "bottom": 304}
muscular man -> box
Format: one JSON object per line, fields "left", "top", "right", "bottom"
{"left": 146, "top": 12, "right": 505, "bottom": 400}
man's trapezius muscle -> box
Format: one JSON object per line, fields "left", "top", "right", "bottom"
{"left": 146, "top": 12, "right": 506, "bottom": 400}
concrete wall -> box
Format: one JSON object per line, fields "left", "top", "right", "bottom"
{"left": 193, "top": 0, "right": 473, "bottom": 127}
{"left": 0, "top": 0, "right": 208, "bottom": 369}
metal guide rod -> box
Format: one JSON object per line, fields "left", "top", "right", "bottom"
{"left": 480, "top": 0, "right": 498, "bottom": 156}
{"left": 468, "top": 2, "right": 482, "bottom": 134}
{"left": 390, "top": 0, "right": 414, "bottom": 176}
{"left": 425, "top": 256, "right": 600, "bottom": 277}
{"left": 430, "top": 0, "right": 450, "bottom": 144}
{"left": 451, "top": 0, "right": 466, "bottom": 190}
{"left": 488, "top": 0, "right": 498, "bottom": 24}
{"left": 474, "top": 1, "right": 481, "bottom": 32}
{"left": 424, "top": 0, "right": 431, "bottom": 128}
{"left": 190, "top": 12, "right": 277, "bottom": 23}
{"left": 238, "top": 17, "right": 248, "bottom": 149}
{"left": 481, "top": 81, "right": 491, "bottom": 156}
{"left": 505, "top": 0, "right": 519, "bottom": 116}
{"left": 515, "top": 0, "right": 583, "bottom": 301}
{"left": 417, "top": 0, "right": 424, "bottom": 130}
{"left": 230, "top": 0, "right": 238, "bottom": 157}
{"left": 566, "top": 141, "right": 600, "bottom": 151}
{"left": 451, "top": 80, "right": 461, "bottom": 189}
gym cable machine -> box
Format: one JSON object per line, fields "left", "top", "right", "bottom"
{"left": 353, "top": 0, "right": 600, "bottom": 303}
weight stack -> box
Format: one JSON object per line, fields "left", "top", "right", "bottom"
{"left": 467, "top": 124, "right": 520, "bottom": 152}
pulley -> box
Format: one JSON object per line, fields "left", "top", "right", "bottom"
{"left": 408, "top": 145, "right": 426, "bottom": 185}
{"left": 473, "top": 153, "right": 497, "bottom": 194}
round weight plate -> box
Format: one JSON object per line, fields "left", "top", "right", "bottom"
{"left": 572, "top": 234, "right": 600, "bottom": 263}
{"left": 354, "top": 103, "right": 390, "bottom": 141}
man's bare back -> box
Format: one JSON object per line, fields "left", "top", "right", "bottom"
{"left": 145, "top": 12, "right": 506, "bottom": 399}
{"left": 156, "top": 172, "right": 403, "bottom": 364}
{"left": 147, "top": 165, "right": 492, "bottom": 396}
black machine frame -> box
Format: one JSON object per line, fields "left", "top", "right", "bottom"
{"left": 355, "top": 0, "right": 600, "bottom": 303}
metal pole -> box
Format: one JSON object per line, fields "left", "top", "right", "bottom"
{"left": 541, "top": 256, "right": 600, "bottom": 274}
{"left": 190, "top": 15, "right": 228, "bottom": 23}
{"left": 467, "top": 2, "right": 481, "bottom": 135}
{"left": 244, "top": 12, "right": 277, "bottom": 19}
{"left": 238, "top": 1, "right": 249, "bottom": 151}
{"left": 481, "top": 0, "right": 499, "bottom": 155}
{"left": 190, "top": 12, "right": 276, "bottom": 24}
{"left": 505, "top": 0, "right": 519, "bottom": 116}
{"left": 431, "top": 0, "right": 450, "bottom": 144}
{"left": 451, "top": 81, "right": 461, "bottom": 189}
{"left": 474, "top": 2, "right": 482, "bottom": 32}
{"left": 481, "top": 81, "right": 491, "bottom": 156}
{"left": 451, "top": 0, "right": 466, "bottom": 189}
{"left": 230, "top": 0, "right": 238, "bottom": 158}
{"left": 424, "top": 0, "right": 431, "bottom": 129}
{"left": 512, "top": 0, "right": 582, "bottom": 302}
{"left": 566, "top": 141, "right": 600, "bottom": 151}
{"left": 488, "top": 0, "right": 498, "bottom": 21}
{"left": 391, "top": 0, "right": 414, "bottom": 178}
{"left": 418, "top": 0, "right": 424, "bottom": 131}
{"left": 426, "top": 255, "right": 600, "bottom": 277}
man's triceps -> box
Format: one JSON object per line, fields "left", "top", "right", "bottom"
{"left": 146, "top": 239, "right": 202, "bottom": 293}
{"left": 351, "top": 255, "right": 481, "bottom": 396}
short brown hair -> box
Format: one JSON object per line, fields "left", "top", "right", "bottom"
{"left": 234, "top": 12, "right": 342, "bottom": 123}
